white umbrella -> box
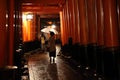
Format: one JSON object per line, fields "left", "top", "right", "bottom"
{"left": 41, "top": 27, "right": 50, "bottom": 33}
{"left": 41, "top": 26, "right": 58, "bottom": 34}
{"left": 49, "top": 28, "right": 58, "bottom": 34}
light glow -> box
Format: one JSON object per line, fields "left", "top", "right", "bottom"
{"left": 22, "top": 12, "right": 36, "bottom": 42}
{"left": 26, "top": 14, "right": 33, "bottom": 20}
{"left": 51, "top": 24, "right": 56, "bottom": 28}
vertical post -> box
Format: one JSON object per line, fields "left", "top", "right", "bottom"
{"left": 103, "top": 0, "right": 119, "bottom": 47}
{"left": 103, "top": 0, "right": 119, "bottom": 79}
{"left": 8, "top": 0, "right": 14, "bottom": 65}
{"left": 0, "top": 0, "right": 7, "bottom": 66}
{"left": 73, "top": 0, "right": 80, "bottom": 43}
{"left": 96, "top": 0, "right": 104, "bottom": 75}
{"left": 86, "top": 0, "right": 97, "bottom": 70}
{"left": 78, "top": 0, "right": 89, "bottom": 67}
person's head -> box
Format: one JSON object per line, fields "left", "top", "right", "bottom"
{"left": 50, "top": 31, "right": 55, "bottom": 36}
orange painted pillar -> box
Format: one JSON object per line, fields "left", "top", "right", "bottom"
{"left": 73, "top": 0, "right": 80, "bottom": 43}
{"left": 62, "top": 8, "right": 67, "bottom": 44}
{"left": 60, "top": 11, "right": 65, "bottom": 45}
{"left": 63, "top": 7, "right": 68, "bottom": 44}
{"left": 69, "top": 0, "right": 75, "bottom": 44}
{"left": 117, "top": 0, "right": 120, "bottom": 34}
{"left": 66, "top": 0, "right": 71, "bottom": 39}
{"left": 86, "top": 0, "right": 97, "bottom": 70}
{"left": 96, "top": 0, "right": 104, "bottom": 75}
{"left": 61, "top": 9, "right": 65, "bottom": 45}
{"left": 78, "top": 0, "right": 88, "bottom": 45}
{"left": 78, "top": 0, "right": 89, "bottom": 67}
{"left": 67, "top": 0, "right": 73, "bottom": 37}
{"left": 8, "top": 0, "right": 14, "bottom": 65}
{"left": 71, "top": 0, "right": 76, "bottom": 44}
{"left": 103, "top": 0, "right": 119, "bottom": 78}
{"left": 76, "top": 0, "right": 81, "bottom": 43}
{"left": 87, "top": 0, "right": 97, "bottom": 44}
{"left": 96, "top": 0, "right": 104, "bottom": 46}
{"left": 0, "top": 0, "right": 7, "bottom": 67}
{"left": 103, "top": 0, "right": 119, "bottom": 47}
{"left": 64, "top": 2, "right": 69, "bottom": 43}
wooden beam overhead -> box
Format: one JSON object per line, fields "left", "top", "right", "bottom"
{"left": 21, "top": 0, "right": 65, "bottom": 16}
{"left": 20, "top": 0, "right": 65, "bottom": 6}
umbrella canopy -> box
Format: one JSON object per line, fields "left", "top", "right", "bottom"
{"left": 41, "top": 26, "right": 58, "bottom": 34}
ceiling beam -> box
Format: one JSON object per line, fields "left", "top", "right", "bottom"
{"left": 22, "top": 6, "right": 62, "bottom": 14}
{"left": 20, "top": 0, "right": 65, "bottom": 6}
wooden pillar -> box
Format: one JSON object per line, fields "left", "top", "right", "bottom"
{"left": 67, "top": 0, "right": 73, "bottom": 37}
{"left": 63, "top": 7, "right": 68, "bottom": 44}
{"left": 61, "top": 0, "right": 75, "bottom": 45}
{"left": 73, "top": 0, "right": 80, "bottom": 43}
{"left": 96, "top": 0, "right": 104, "bottom": 75}
{"left": 63, "top": 5, "right": 66, "bottom": 44}
{"left": 71, "top": 0, "right": 76, "bottom": 44}
{"left": 87, "top": 0, "right": 97, "bottom": 44}
{"left": 103, "top": 0, "right": 119, "bottom": 47}
{"left": 13, "top": 0, "right": 23, "bottom": 66}
{"left": 86, "top": 0, "right": 97, "bottom": 70}
{"left": 8, "top": 0, "right": 14, "bottom": 65}
{"left": 62, "top": 8, "right": 67, "bottom": 45}
{"left": 66, "top": 0, "right": 71, "bottom": 39}
{"left": 61, "top": 10, "right": 65, "bottom": 45}
{"left": 0, "top": 0, "right": 7, "bottom": 67}
{"left": 96, "top": 0, "right": 104, "bottom": 46}
{"left": 64, "top": 2, "right": 69, "bottom": 43}
{"left": 78, "top": 0, "right": 89, "bottom": 67}
{"left": 116, "top": 1, "right": 120, "bottom": 79}
{"left": 60, "top": 11, "right": 65, "bottom": 45}
{"left": 68, "top": 0, "right": 75, "bottom": 44}
{"left": 117, "top": 0, "right": 120, "bottom": 37}
{"left": 78, "top": 0, "right": 88, "bottom": 45}
{"left": 102, "top": 0, "right": 119, "bottom": 78}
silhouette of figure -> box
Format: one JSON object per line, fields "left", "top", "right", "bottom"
{"left": 41, "top": 33, "right": 46, "bottom": 51}
{"left": 48, "top": 31, "right": 56, "bottom": 63}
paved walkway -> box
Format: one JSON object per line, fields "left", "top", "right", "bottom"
{"left": 28, "top": 51, "right": 83, "bottom": 80}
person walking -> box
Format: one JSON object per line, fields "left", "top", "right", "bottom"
{"left": 41, "top": 33, "right": 46, "bottom": 51}
{"left": 48, "top": 31, "right": 56, "bottom": 63}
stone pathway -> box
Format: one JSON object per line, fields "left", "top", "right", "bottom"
{"left": 28, "top": 52, "right": 83, "bottom": 80}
